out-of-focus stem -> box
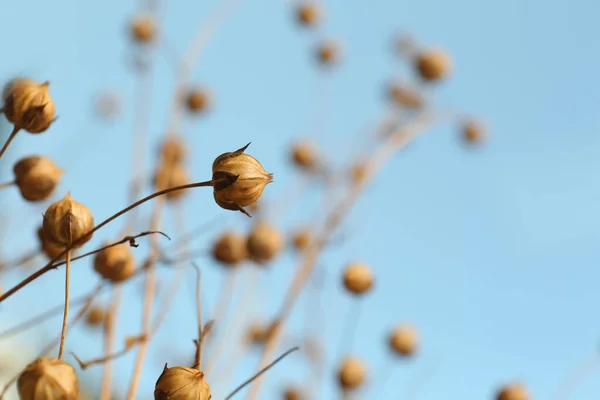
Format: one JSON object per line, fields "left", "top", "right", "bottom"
{"left": 57, "top": 250, "right": 71, "bottom": 359}
{"left": 100, "top": 285, "right": 123, "bottom": 400}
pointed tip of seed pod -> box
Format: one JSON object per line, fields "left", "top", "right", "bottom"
{"left": 236, "top": 142, "right": 251, "bottom": 154}
{"left": 42, "top": 81, "right": 50, "bottom": 87}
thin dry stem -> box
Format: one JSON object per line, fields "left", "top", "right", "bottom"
{"left": 100, "top": 285, "right": 123, "bottom": 400}
{"left": 193, "top": 263, "right": 203, "bottom": 369}
{"left": 0, "top": 180, "right": 14, "bottom": 190}
{"left": 0, "top": 126, "right": 19, "bottom": 161}
{"left": 1, "top": 249, "right": 41, "bottom": 272}
{"left": 554, "top": 352, "right": 600, "bottom": 400}
{"left": 57, "top": 249, "right": 72, "bottom": 359}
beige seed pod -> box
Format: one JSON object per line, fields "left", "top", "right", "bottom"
{"left": 388, "top": 83, "right": 423, "bottom": 110}
{"left": 154, "top": 365, "right": 211, "bottom": 400}
{"left": 17, "top": 358, "right": 79, "bottom": 400}
{"left": 185, "top": 88, "right": 211, "bottom": 113}
{"left": 414, "top": 48, "right": 452, "bottom": 81}
{"left": 42, "top": 193, "right": 94, "bottom": 248}
{"left": 296, "top": 2, "right": 322, "bottom": 26}
{"left": 316, "top": 40, "right": 341, "bottom": 66}
{"left": 290, "top": 140, "right": 320, "bottom": 172}
{"left": 212, "top": 143, "right": 273, "bottom": 216}
{"left": 388, "top": 325, "right": 418, "bottom": 357}
{"left": 154, "top": 162, "right": 190, "bottom": 201}
{"left": 13, "top": 155, "right": 63, "bottom": 201}
{"left": 247, "top": 221, "right": 284, "bottom": 263}
{"left": 85, "top": 306, "right": 106, "bottom": 327}
{"left": 159, "top": 136, "right": 187, "bottom": 164}
{"left": 246, "top": 321, "right": 279, "bottom": 345}
{"left": 291, "top": 227, "right": 312, "bottom": 252}
{"left": 461, "top": 119, "right": 487, "bottom": 144}
{"left": 342, "top": 262, "right": 373, "bottom": 295}
{"left": 37, "top": 226, "right": 67, "bottom": 261}
{"left": 212, "top": 231, "right": 247, "bottom": 266}
{"left": 2, "top": 78, "right": 56, "bottom": 134}
{"left": 496, "top": 383, "right": 529, "bottom": 400}
{"left": 93, "top": 242, "right": 135, "bottom": 283}
{"left": 283, "top": 387, "right": 303, "bottom": 400}
{"left": 130, "top": 13, "right": 156, "bottom": 43}
{"left": 338, "top": 357, "right": 366, "bottom": 390}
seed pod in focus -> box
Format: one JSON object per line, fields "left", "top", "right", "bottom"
{"left": 185, "top": 88, "right": 211, "bottom": 114}
{"left": 212, "top": 231, "right": 247, "bottom": 266}
{"left": 296, "top": 2, "right": 322, "bottom": 27}
{"left": 337, "top": 357, "right": 366, "bottom": 390}
{"left": 159, "top": 136, "right": 187, "bottom": 165}
{"left": 496, "top": 383, "right": 529, "bottom": 400}
{"left": 85, "top": 306, "right": 106, "bottom": 327}
{"left": 13, "top": 155, "right": 63, "bottom": 201}
{"left": 316, "top": 40, "right": 341, "bottom": 66}
{"left": 291, "top": 227, "right": 312, "bottom": 252}
{"left": 37, "top": 226, "right": 66, "bottom": 261}
{"left": 387, "top": 83, "right": 423, "bottom": 110}
{"left": 388, "top": 325, "right": 418, "bottom": 357}
{"left": 130, "top": 12, "right": 156, "bottom": 43}
{"left": 42, "top": 193, "right": 94, "bottom": 248}
{"left": 17, "top": 358, "right": 79, "bottom": 400}
{"left": 461, "top": 118, "right": 487, "bottom": 144}
{"left": 414, "top": 48, "right": 452, "bottom": 81}
{"left": 154, "top": 163, "right": 190, "bottom": 201}
{"left": 290, "top": 140, "right": 321, "bottom": 173}
{"left": 247, "top": 221, "right": 284, "bottom": 263}
{"left": 342, "top": 262, "right": 373, "bottom": 295}
{"left": 2, "top": 78, "right": 56, "bottom": 134}
{"left": 94, "top": 242, "right": 135, "bottom": 283}
{"left": 154, "top": 365, "right": 211, "bottom": 400}
{"left": 212, "top": 143, "right": 273, "bottom": 217}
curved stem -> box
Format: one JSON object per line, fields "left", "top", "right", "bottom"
{"left": 58, "top": 249, "right": 71, "bottom": 359}
{"left": 0, "top": 127, "right": 19, "bottom": 160}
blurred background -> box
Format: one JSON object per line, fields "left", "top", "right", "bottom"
{"left": 0, "top": 0, "right": 599, "bottom": 399}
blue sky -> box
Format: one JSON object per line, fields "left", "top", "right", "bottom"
{"left": 0, "top": 0, "right": 599, "bottom": 399}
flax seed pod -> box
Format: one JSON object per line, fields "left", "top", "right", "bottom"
{"left": 296, "top": 2, "right": 322, "bottom": 27}
{"left": 246, "top": 321, "right": 279, "bottom": 345}
{"left": 496, "top": 383, "right": 529, "bottom": 400}
{"left": 212, "top": 231, "right": 247, "bottom": 266}
{"left": 93, "top": 242, "right": 135, "bottom": 283}
{"left": 159, "top": 136, "right": 187, "bottom": 165}
{"left": 247, "top": 221, "right": 284, "bottom": 263}
{"left": 2, "top": 78, "right": 56, "bottom": 134}
{"left": 17, "top": 358, "right": 78, "bottom": 400}
{"left": 154, "top": 162, "right": 190, "bottom": 201}
{"left": 154, "top": 365, "right": 211, "bottom": 400}
{"left": 414, "top": 48, "right": 452, "bottom": 82}
{"left": 42, "top": 193, "right": 94, "bottom": 248}
{"left": 185, "top": 88, "right": 211, "bottom": 114}
{"left": 349, "top": 161, "right": 368, "bottom": 184}
{"left": 342, "top": 262, "right": 373, "bottom": 295}
{"left": 130, "top": 12, "right": 156, "bottom": 44}
{"left": 388, "top": 325, "right": 418, "bottom": 357}
{"left": 316, "top": 40, "right": 341, "bottom": 66}
{"left": 291, "top": 227, "right": 312, "bottom": 252}
{"left": 461, "top": 118, "right": 487, "bottom": 144}
{"left": 85, "top": 306, "right": 106, "bottom": 327}
{"left": 387, "top": 82, "right": 423, "bottom": 110}
{"left": 290, "top": 140, "right": 321, "bottom": 173}
{"left": 37, "top": 226, "right": 66, "bottom": 261}
{"left": 337, "top": 357, "right": 366, "bottom": 390}
{"left": 212, "top": 143, "right": 273, "bottom": 216}
{"left": 13, "top": 155, "right": 63, "bottom": 201}
{"left": 283, "top": 387, "right": 303, "bottom": 400}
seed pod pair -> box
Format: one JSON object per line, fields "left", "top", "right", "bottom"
{"left": 342, "top": 262, "right": 373, "bottom": 295}
{"left": 154, "top": 162, "right": 190, "bottom": 201}
{"left": 414, "top": 48, "right": 452, "bottom": 81}
{"left": 212, "top": 231, "right": 247, "bottom": 266}
{"left": 2, "top": 78, "right": 56, "bottom": 134}
{"left": 94, "top": 243, "right": 135, "bottom": 282}
{"left": 17, "top": 358, "right": 78, "bottom": 400}
{"left": 247, "top": 222, "right": 284, "bottom": 263}
{"left": 154, "top": 364, "right": 211, "bottom": 399}
{"left": 42, "top": 193, "right": 94, "bottom": 248}
{"left": 496, "top": 383, "right": 529, "bottom": 400}
{"left": 337, "top": 357, "right": 367, "bottom": 390}
{"left": 13, "top": 155, "right": 63, "bottom": 201}
{"left": 388, "top": 325, "right": 418, "bottom": 357}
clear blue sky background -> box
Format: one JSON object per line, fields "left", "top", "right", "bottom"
{"left": 0, "top": 0, "right": 599, "bottom": 399}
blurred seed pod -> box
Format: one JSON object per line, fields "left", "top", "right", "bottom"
{"left": 2, "top": 78, "right": 56, "bottom": 134}
{"left": 85, "top": 306, "right": 107, "bottom": 327}
{"left": 159, "top": 136, "right": 187, "bottom": 165}
{"left": 291, "top": 227, "right": 312, "bottom": 252}
{"left": 212, "top": 143, "right": 273, "bottom": 216}
{"left": 316, "top": 40, "right": 342, "bottom": 67}
{"left": 246, "top": 320, "right": 279, "bottom": 345}
{"left": 93, "top": 242, "right": 135, "bottom": 283}
{"left": 290, "top": 140, "right": 322, "bottom": 173}
{"left": 337, "top": 357, "right": 366, "bottom": 390}
{"left": 154, "top": 162, "right": 190, "bottom": 201}
{"left": 394, "top": 33, "right": 416, "bottom": 56}
{"left": 496, "top": 383, "right": 529, "bottom": 400}
{"left": 37, "top": 226, "right": 66, "bottom": 261}
{"left": 349, "top": 161, "right": 368, "bottom": 185}
{"left": 185, "top": 88, "right": 212, "bottom": 114}
{"left": 414, "top": 48, "right": 452, "bottom": 82}
{"left": 13, "top": 155, "right": 63, "bottom": 201}
{"left": 94, "top": 91, "right": 122, "bottom": 120}
{"left": 247, "top": 222, "right": 284, "bottom": 263}
{"left": 342, "top": 262, "right": 373, "bottom": 295}
{"left": 212, "top": 231, "right": 247, "bottom": 266}
{"left": 42, "top": 193, "right": 94, "bottom": 248}
{"left": 388, "top": 325, "right": 418, "bottom": 357}
{"left": 130, "top": 12, "right": 156, "bottom": 44}
{"left": 296, "top": 2, "right": 323, "bottom": 27}
{"left": 387, "top": 82, "right": 424, "bottom": 110}
{"left": 461, "top": 118, "right": 487, "bottom": 145}
{"left": 283, "top": 386, "right": 303, "bottom": 400}
{"left": 154, "top": 365, "right": 211, "bottom": 400}
{"left": 17, "top": 358, "right": 79, "bottom": 400}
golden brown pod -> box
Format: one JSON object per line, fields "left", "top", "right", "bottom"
{"left": 388, "top": 325, "right": 418, "bottom": 357}
{"left": 93, "top": 242, "right": 135, "bottom": 283}
{"left": 388, "top": 83, "right": 423, "bottom": 110}
{"left": 17, "top": 358, "right": 78, "bottom": 400}
{"left": 246, "top": 321, "right": 279, "bottom": 345}
{"left": 342, "top": 262, "right": 373, "bottom": 295}
{"left": 461, "top": 119, "right": 487, "bottom": 144}
{"left": 85, "top": 306, "right": 106, "bottom": 327}
{"left": 154, "top": 365, "right": 211, "bottom": 400}
{"left": 290, "top": 141, "right": 320, "bottom": 172}
{"left": 37, "top": 226, "right": 67, "bottom": 261}
{"left": 496, "top": 383, "right": 529, "bottom": 400}
{"left": 414, "top": 48, "right": 452, "bottom": 81}
{"left": 296, "top": 2, "right": 322, "bottom": 26}
{"left": 154, "top": 162, "right": 190, "bottom": 201}
{"left": 185, "top": 88, "right": 211, "bottom": 113}
{"left": 291, "top": 227, "right": 312, "bottom": 252}
{"left": 212, "top": 143, "right": 273, "bottom": 216}
{"left": 247, "top": 221, "right": 284, "bottom": 263}
{"left": 212, "top": 231, "right": 247, "bottom": 266}
{"left": 2, "top": 78, "right": 56, "bottom": 133}
{"left": 316, "top": 40, "right": 341, "bottom": 66}
{"left": 130, "top": 13, "right": 156, "bottom": 43}
{"left": 283, "top": 387, "right": 302, "bottom": 400}
{"left": 42, "top": 193, "right": 94, "bottom": 248}
{"left": 13, "top": 155, "right": 63, "bottom": 201}
{"left": 159, "top": 136, "right": 187, "bottom": 164}
{"left": 337, "top": 357, "right": 366, "bottom": 390}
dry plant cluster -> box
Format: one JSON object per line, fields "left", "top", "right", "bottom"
{"left": 0, "top": 1, "right": 554, "bottom": 400}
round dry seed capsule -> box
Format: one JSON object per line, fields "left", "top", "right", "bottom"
{"left": 2, "top": 78, "right": 56, "bottom": 134}
{"left": 185, "top": 88, "right": 211, "bottom": 113}
{"left": 290, "top": 140, "right": 320, "bottom": 172}
{"left": 296, "top": 2, "right": 322, "bottom": 27}
{"left": 154, "top": 163, "right": 190, "bottom": 201}
{"left": 388, "top": 325, "right": 418, "bottom": 357}
{"left": 17, "top": 358, "right": 79, "bottom": 400}
{"left": 42, "top": 193, "right": 94, "bottom": 248}
{"left": 283, "top": 387, "right": 303, "bottom": 400}
{"left": 414, "top": 48, "right": 452, "bottom": 82}
{"left": 247, "top": 222, "right": 285, "bottom": 263}
{"left": 387, "top": 83, "right": 423, "bottom": 110}
{"left": 337, "top": 357, "right": 366, "bottom": 390}
{"left": 461, "top": 119, "right": 487, "bottom": 144}
{"left": 496, "top": 383, "right": 529, "bottom": 400}
{"left": 130, "top": 12, "right": 156, "bottom": 44}
{"left": 37, "top": 226, "right": 66, "bottom": 261}
{"left": 85, "top": 306, "right": 106, "bottom": 327}
{"left": 159, "top": 136, "right": 187, "bottom": 165}
{"left": 93, "top": 242, "right": 135, "bottom": 283}
{"left": 212, "top": 231, "right": 247, "bottom": 266}
{"left": 342, "top": 262, "right": 373, "bottom": 295}
{"left": 154, "top": 365, "right": 211, "bottom": 400}
{"left": 13, "top": 155, "right": 63, "bottom": 202}
{"left": 246, "top": 321, "right": 278, "bottom": 345}
{"left": 316, "top": 40, "right": 341, "bottom": 66}
{"left": 291, "top": 227, "right": 312, "bottom": 252}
